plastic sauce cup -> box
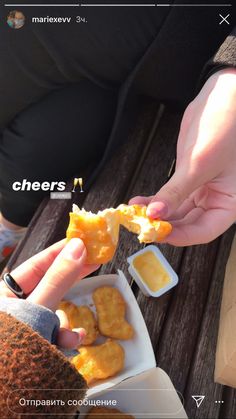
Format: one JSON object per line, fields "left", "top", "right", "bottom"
{"left": 127, "top": 245, "right": 178, "bottom": 297}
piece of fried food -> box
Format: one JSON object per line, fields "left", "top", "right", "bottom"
{"left": 67, "top": 205, "right": 120, "bottom": 264}
{"left": 66, "top": 204, "right": 172, "bottom": 264}
{"left": 93, "top": 287, "right": 134, "bottom": 340}
{"left": 58, "top": 301, "right": 98, "bottom": 345}
{"left": 118, "top": 204, "right": 172, "bottom": 243}
{"left": 86, "top": 406, "right": 134, "bottom": 419}
{"left": 71, "top": 339, "right": 124, "bottom": 385}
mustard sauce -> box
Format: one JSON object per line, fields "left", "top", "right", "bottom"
{"left": 133, "top": 251, "right": 170, "bottom": 292}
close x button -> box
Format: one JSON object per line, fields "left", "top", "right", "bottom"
{"left": 219, "top": 13, "right": 230, "bottom": 25}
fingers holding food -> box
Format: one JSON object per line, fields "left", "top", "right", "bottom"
{"left": 118, "top": 204, "right": 172, "bottom": 243}
{"left": 58, "top": 301, "right": 98, "bottom": 345}
{"left": 67, "top": 206, "right": 120, "bottom": 265}
{"left": 93, "top": 286, "right": 134, "bottom": 340}
{"left": 71, "top": 339, "right": 125, "bottom": 385}
{"left": 66, "top": 204, "right": 172, "bottom": 265}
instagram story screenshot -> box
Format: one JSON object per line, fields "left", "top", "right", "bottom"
{"left": 0, "top": 1, "right": 235, "bottom": 418}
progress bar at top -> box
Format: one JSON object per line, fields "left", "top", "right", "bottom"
{"left": 4, "top": 3, "right": 233, "bottom": 6}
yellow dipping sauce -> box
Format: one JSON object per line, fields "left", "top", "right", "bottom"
{"left": 133, "top": 251, "right": 170, "bottom": 292}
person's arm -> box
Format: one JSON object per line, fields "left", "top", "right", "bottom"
{"left": 0, "top": 297, "right": 60, "bottom": 343}
{"left": 0, "top": 238, "right": 99, "bottom": 417}
{"left": 0, "top": 310, "right": 87, "bottom": 417}
{"left": 129, "top": 31, "right": 236, "bottom": 246}
{"left": 0, "top": 239, "right": 99, "bottom": 346}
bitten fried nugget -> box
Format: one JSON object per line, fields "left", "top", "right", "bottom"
{"left": 67, "top": 206, "right": 120, "bottom": 264}
{"left": 93, "top": 287, "right": 134, "bottom": 340}
{"left": 58, "top": 301, "right": 98, "bottom": 345}
{"left": 86, "top": 406, "right": 134, "bottom": 419}
{"left": 118, "top": 204, "right": 172, "bottom": 243}
{"left": 66, "top": 204, "right": 172, "bottom": 265}
{"left": 71, "top": 339, "right": 124, "bottom": 385}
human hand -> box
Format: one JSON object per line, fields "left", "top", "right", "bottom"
{"left": 130, "top": 68, "right": 236, "bottom": 246}
{"left": 0, "top": 238, "right": 99, "bottom": 347}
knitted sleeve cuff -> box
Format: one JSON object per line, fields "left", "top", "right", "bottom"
{"left": 0, "top": 297, "right": 60, "bottom": 343}
{"left": 0, "top": 311, "right": 87, "bottom": 418}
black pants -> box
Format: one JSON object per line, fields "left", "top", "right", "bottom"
{"left": 0, "top": 4, "right": 231, "bottom": 226}
{"left": 0, "top": 82, "right": 118, "bottom": 225}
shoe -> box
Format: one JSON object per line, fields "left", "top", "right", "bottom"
{"left": 0, "top": 223, "right": 26, "bottom": 263}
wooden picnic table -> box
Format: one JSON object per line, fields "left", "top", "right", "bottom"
{"left": 5, "top": 99, "right": 236, "bottom": 419}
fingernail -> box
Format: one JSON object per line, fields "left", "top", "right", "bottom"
{"left": 147, "top": 202, "right": 168, "bottom": 218}
{"left": 72, "top": 328, "right": 87, "bottom": 345}
{"left": 92, "top": 264, "right": 100, "bottom": 271}
{"left": 62, "top": 238, "right": 86, "bottom": 260}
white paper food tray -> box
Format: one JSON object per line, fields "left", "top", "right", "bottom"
{"left": 79, "top": 367, "right": 188, "bottom": 418}
{"left": 64, "top": 270, "right": 156, "bottom": 397}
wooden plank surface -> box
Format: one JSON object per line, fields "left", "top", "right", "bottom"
{"left": 101, "top": 107, "right": 182, "bottom": 275}
{"left": 221, "top": 386, "right": 236, "bottom": 419}
{"left": 122, "top": 109, "right": 183, "bottom": 351}
{"left": 184, "top": 225, "right": 235, "bottom": 419}
{"left": 156, "top": 240, "right": 219, "bottom": 393}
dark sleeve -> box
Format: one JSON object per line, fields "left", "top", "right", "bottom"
{"left": 200, "top": 26, "right": 236, "bottom": 86}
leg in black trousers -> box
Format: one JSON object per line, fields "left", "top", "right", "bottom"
{"left": 0, "top": 80, "right": 117, "bottom": 226}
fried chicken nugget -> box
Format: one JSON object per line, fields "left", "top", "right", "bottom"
{"left": 71, "top": 339, "right": 125, "bottom": 385}
{"left": 58, "top": 301, "right": 98, "bottom": 345}
{"left": 93, "top": 287, "right": 134, "bottom": 340}
{"left": 86, "top": 406, "right": 134, "bottom": 419}
{"left": 118, "top": 204, "right": 172, "bottom": 243}
{"left": 66, "top": 204, "right": 172, "bottom": 265}
{"left": 67, "top": 206, "right": 120, "bottom": 264}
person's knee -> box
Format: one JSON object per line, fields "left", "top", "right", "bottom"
{"left": 1, "top": 80, "right": 118, "bottom": 182}
{"left": 8, "top": 80, "right": 117, "bottom": 149}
